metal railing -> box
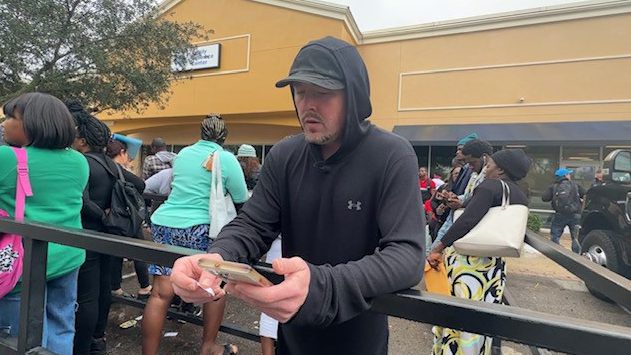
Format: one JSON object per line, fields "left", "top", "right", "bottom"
{"left": 0, "top": 218, "right": 630, "bottom": 354}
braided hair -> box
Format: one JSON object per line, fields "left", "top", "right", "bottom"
{"left": 66, "top": 100, "right": 111, "bottom": 152}
{"left": 201, "top": 114, "right": 227, "bottom": 145}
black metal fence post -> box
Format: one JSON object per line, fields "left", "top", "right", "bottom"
{"left": 17, "top": 238, "right": 48, "bottom": 354}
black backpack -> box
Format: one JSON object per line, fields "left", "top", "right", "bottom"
{"left": 552, "top": 180, "right": 581, "bottom": 214}
{"left": 86, "top": 154, "right": 145, "bottom": 237}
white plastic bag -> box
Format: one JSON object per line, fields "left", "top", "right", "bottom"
{"left": 208, "top": 151, "right": 237, "bottom": 240}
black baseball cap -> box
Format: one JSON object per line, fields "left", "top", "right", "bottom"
{"left": 275, "top": 44, "right": 345, "bottom": 90}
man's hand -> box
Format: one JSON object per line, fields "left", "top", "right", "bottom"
{"left": 225, "top": 257, "right": 310, "bottom": 323}
{"left": 171, "top": 253, "right": 226, "bottom": 303}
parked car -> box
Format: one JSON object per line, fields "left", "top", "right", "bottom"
{"left": 579, "top": 149, "right": 631, "bottom": 298}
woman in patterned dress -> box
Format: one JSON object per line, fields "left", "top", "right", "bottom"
{"left": 141, "top": 115, "right": 248, "bottom": 355}
{"left": 427, "top": 149, "right": 531, "bottom": 355}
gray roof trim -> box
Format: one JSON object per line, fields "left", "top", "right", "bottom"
{"left": 393, "top": 121, "right": 631, "bottom": 146}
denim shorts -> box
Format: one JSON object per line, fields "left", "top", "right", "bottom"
{"left": 149, "top": 223, "right": 210, "bottom": 276}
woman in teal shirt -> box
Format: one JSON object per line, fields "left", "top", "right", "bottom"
{"left": 0, "top": 93, "right": 89, "bottom": 354}
{"left": 142, "top": 115, "right": 248, "bottom": 355}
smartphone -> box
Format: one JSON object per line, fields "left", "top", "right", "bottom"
{"left": 198, "top": 259, "right": 273, "bottom": 287}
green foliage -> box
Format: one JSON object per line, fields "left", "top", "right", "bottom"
{"left": 0, "top": 0, "right": 208, "bottom": 112}
{"left": 527, "top": 213, "right": 542, "bottom": 233}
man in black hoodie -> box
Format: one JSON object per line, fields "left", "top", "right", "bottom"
{"left": 170, "top": 36, "right": 425, "bottom": 354}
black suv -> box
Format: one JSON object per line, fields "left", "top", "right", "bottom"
{"left": 580, "top": 149, "right": 631, "bottom": 294}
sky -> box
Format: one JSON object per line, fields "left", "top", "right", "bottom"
{"left": 326, "top": 0, "right": 586, "bottom": 31}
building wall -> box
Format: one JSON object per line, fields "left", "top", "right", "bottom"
{"left": 105, "top": 0, "right": 631, "bottom": 146}
{"left": 361, "top": 12, "right": 631, "bottom": 130}
{"left": 104, "top": 0, "right": 354, "bottom": 144}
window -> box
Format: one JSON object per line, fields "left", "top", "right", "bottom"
{"left": 413, "top": 146, "right": 429, "bottom": 172}
{"left": 612, "top": 151, "right": 631, "bottom": 182}
{"left": 522, "top": 146, "right": 560, "bottom": 211}
{"left": 613, "top": 151, "right": 631, "bottom": 171}
{"left": 429, "top": 146, "right": 457, "bottom": 181}
{"left": 561, "top": 146, "right": 600, "bottom": 191}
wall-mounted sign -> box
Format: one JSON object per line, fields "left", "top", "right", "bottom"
{"left": 172, "top": 43, "right": 221, "bottom": 72}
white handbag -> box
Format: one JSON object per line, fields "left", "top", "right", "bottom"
{"left": 208, "top": 151, "right": 237, "bottom": 240}
{"left": 452, "top": 180, "right": 528, "bottom": 258}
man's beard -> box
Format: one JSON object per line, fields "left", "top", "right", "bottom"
{"left": 305, "top": 132, "right": 337, "bottom": 145}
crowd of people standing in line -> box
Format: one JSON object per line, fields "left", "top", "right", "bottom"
{"left": 0, "top": 35, "right": 558, "bottom": 355}
{"left": 0, "top": 91, "right": 281, "bottom": 354}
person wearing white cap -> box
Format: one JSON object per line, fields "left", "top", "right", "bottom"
{"left": 237, "top": 144, "right": 261, "bottom": 190}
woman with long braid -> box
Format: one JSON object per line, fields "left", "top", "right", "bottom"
{"left": 69, "top": 101, "right": 145, "bottom": 355}
{"left": 142, "top": 115, "right": 248, "bottom": 355}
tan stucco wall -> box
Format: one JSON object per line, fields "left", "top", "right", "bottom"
{"left": 361, "top": 13, "right": 631, "bottom": 130}
{"left": 106, "top": 0, "right": 631, "bottom": 145}
{"left": 105, "top": 0, "right": 353, "bottom": 145}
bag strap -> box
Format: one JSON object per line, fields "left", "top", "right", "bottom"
{"left": 499, "top": 179, "right": 510, "bottom": 208}
{"left": 86, "top": 153, "right": 125, "bottom": 182}
{"left": 12, "top": 147, "right": 33, "bottom": 221}
{"left": 211, "top": 151, "right": 223, "bottom": 195}
{"left": 113, "top": 162, "right": 127, "bottom": 182}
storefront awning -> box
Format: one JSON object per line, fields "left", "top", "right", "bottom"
{"left": 393, "top": 121, "right": 631, "bottom": 146}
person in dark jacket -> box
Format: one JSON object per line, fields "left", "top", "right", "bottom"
{"left": 170, "top": 36, "right": 425, "bottom": 355}
{"left": 237, "top": 144, "right": 261, "bottom": 190}
{"left": 105, "top": 138, "right": 152, "bottom": 300}
{"left": 542, "top": 168, "right": 585, "bottom": 253}
{"left": 591, "top": 168, "right": 605, "bottom": 188}
{"left": 427, "top": 149, "right": 530, "bottom": 354}
{"left": 142, "top": 137, "right": 176, "bottom": 179}
{"left": 69, "top": 102, "right": 145, "bottom": 355}
{"left": 429, "top": 161, "right": 464, "bottom": 241}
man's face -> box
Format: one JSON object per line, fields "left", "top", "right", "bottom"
{"left": 292, "top": 82, "right": 346, "bottom": 147}
{"left": 595, "top": 171, "right": 603, "bottom": 180}
{"left": 419, "top": 167, "right": 427, "bottom": 179}
{"left": 455, "top": 145, "right": 465, "bottom": 161}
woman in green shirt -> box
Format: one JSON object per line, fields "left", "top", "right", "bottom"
{"left": 0, "top": 93, "right": 89, "bottom": 355}
{"left": 142, "top": 115, "right": 248, "bottom": 355}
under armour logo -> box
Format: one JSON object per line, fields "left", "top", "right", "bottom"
{"left": 347, "top": 200, "right": 362, "bottom": 211}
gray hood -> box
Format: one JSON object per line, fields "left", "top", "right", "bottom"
{"left": 155, "top": 150, "right": 177, "bottom": 163}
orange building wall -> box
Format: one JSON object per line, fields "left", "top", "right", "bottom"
{"left": 105, "top": 1, "right": 631, "bottom": 146}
